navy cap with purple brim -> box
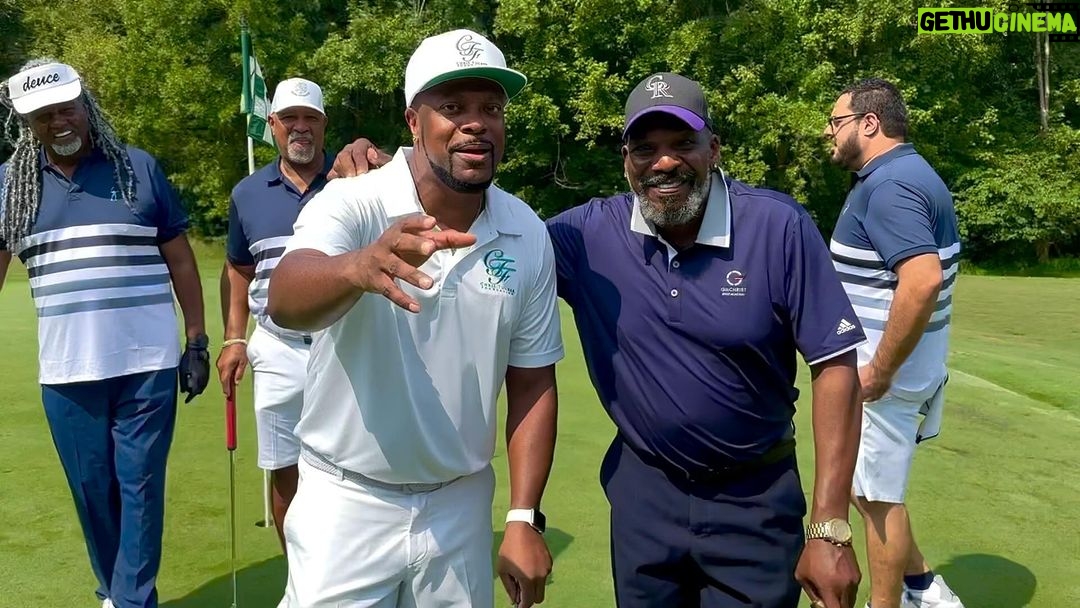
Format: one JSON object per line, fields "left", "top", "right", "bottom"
{"left": 623, "top": 72, "right": 713, "bottom": 139}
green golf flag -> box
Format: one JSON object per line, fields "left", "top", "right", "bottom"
{"left": 240, "top": 23, "right": 274, "bottom": 147}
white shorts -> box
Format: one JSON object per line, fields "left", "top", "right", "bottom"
{"left": 852, "top": 393, "right": 925, "bottom": 503}
{"left": 282, "top": 454, "right": 496, "bottom": 607}
{"left": 247, "top": 325, "right": 309, "bottom": 470}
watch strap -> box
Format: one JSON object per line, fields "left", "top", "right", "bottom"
{"left": 805, "top": 520, "right": 852, "bottom": 546}
{"left": 505, "top": 508, "right": 545, "bottom": 534}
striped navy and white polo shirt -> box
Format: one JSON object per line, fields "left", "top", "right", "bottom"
{"left": 226, "top": 155, "right": 331, "bottom": 342}
{"left": 830, "top": 143, "right": 960, "bottom": 403}
{"left": 0, "top": 146, "right": 189, "bottom": 385}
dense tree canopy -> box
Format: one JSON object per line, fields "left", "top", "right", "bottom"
{"left": 3, "top": 0, "right": 1078, "bottom": 262}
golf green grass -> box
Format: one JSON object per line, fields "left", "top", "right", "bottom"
{"left": 0, "top": 244, "right": 1076, "bottom": 607}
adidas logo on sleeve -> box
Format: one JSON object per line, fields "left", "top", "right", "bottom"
{"left": 836, "top": 318, "right": 857, "bottom": 335}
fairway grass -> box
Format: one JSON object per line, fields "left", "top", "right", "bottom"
{"left": 0, "top": 249, "right": 1076, "bottom": 607}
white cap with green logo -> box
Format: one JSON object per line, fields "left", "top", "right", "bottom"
{"left": 404, "top": 29, "right": 527, "bottom": 107}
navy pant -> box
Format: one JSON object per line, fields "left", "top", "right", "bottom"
{"left": 41, "top": 368, "right": 178, "bottom": 608}
{"left": 602, "top": 436, "right": 806, "bottom": 608}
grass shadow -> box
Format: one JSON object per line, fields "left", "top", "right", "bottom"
{"left": 935, "top": 553, "right": 1036, "bottom": 607}
{"left": 161, "top": 555, "right": 287, "bottom": 608}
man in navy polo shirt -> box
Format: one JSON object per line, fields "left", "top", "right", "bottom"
{"left": 217, "top": 77, "right": 332, "bottom": 558}
{"left": 545, "top": 73, "right": 866, "bottom": 608}
{"left": 0, "top": 59, "right": 208, "bottom": 608}
{"left": 825, "top": 79, "right": 963, "bottom": 608}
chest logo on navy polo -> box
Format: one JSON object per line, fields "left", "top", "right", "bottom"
{"left": 722, "top": 269, "right": 747, "bottom": 297}
{"left": 480, "top": 249, "right": 517, "bottom": 296}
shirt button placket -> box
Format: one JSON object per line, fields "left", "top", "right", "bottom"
{"left": 667, "top": 258, "right": 683, "bottom": 322}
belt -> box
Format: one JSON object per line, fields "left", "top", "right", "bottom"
{"left": 641, "top": 431, "right": 797, "bottom": 485}
{"left": 260, "top": 323, "right": 312, "bottom": 345}
{"left": 301, "top": 447, "right": 461, "bottom": 494}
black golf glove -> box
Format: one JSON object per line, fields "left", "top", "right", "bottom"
{"left": 179, "top": 333, "right": 210, "bottom": 404}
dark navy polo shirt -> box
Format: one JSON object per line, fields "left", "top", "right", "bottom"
{"left": 831, "top": 143, "right": 958, "bottom": 271}
{"left": 227, "top": 154, "right": 332, "bottom": 336}
{"left": 227, "top": 154, "right": 333, "bottom": 266}
{"left": 547, "top": 173, "right": 866, "bottom": 475}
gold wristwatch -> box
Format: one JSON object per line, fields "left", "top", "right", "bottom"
{"left": 805, "top": 518, "right": 853, "bottom": 546}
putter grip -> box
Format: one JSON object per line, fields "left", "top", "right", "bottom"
{"left": 226, "top": 393, "right": 237, "bottom": 451}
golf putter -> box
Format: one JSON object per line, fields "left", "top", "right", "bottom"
{"left": 226, "top": 391, "right": 239, "bottom": 608}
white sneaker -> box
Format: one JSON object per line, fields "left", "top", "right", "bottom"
{"left": 102, "top": 600, "right": 115, "bottom": 608}
{"left": 904, "top": 574, "right": 965, "bottom": 608}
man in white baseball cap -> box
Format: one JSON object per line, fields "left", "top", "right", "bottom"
{"left": 1, "top": 58, "right": 209, "bottom": 608}
{"left": 268, "top": 29, "right": 562, "bottom": 608}
{"left": 7, "top": 61, "right": 83, "bottom": 114}
{"left": 217, "top": 77, "right": 331, "bottom": 588}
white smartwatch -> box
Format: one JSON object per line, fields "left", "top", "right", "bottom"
{"left": 505, "top": 508, "right": 546, "bottom": 534}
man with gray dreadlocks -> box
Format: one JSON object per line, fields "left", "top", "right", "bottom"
{"left": 0, "top": 59, "right": 208, "bottom": 608}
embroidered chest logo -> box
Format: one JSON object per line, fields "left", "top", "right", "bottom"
{"left": 481, "top": 249, "right": 517, "bottom": 295}
{"left": 722, "top": 269, "right": 747, "bottom": 297}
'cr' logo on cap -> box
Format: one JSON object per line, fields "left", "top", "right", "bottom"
{"left": 456, "top": 35, "right": 483, "bottom": 62}
{"left": 645, "top": 75, "right": 673, "bottom": 99}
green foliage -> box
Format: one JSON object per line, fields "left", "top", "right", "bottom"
{"left": 2, "top": 0, "right": 1078, "bottom": 263}
{"left": 956, "top": 134, "right": 1080, "bottom": 262}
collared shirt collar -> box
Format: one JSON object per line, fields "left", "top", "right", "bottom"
{"left": 630, "top": 169, "right": 732, "bottom": 249}
{"left": 856, "top": 142, "right": 916, "bottom": 179}
{"left": 382, "top": 147, "right": 523, "bottom": 236}
{"left": 37, "top": 144, "right": 106, "bottom": 173}
{"left": 266, "top": 152, "right": 334, "bottom": 187}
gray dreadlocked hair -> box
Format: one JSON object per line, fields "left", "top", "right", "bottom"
{"left": 0, "top": 57, "right": 138, "bottom": 248}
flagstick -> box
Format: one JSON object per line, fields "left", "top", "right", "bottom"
{"left": 242, "top": 18, "right": 274, "bottom": 532}
{"left": 246, "top": 135, "right": 274, "bottom": 529}
{"left": 247, "top": 134, "right": 273, "bottom": 528}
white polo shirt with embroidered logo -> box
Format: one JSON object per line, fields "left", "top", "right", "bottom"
{"left": 281, "top": 147, "right": 564, "bottom": 485}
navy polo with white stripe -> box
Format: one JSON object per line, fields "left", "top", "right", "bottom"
{"left": 226, "top": 154, "right": 332, "bottom": 341}
{"left": 0, "top": 146, "right": 188, "bottom": 384}
{"left": 830, "top": 143, "right": 960, "bottom": 402}
{"left": 547, "top": 171, "right": 866, "bottom": 478}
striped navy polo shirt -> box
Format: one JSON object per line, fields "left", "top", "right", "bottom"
{"left": 226, "top": 155, "right": 331, "bottom": 341}
{"left": 0, "top": 145, "right": 189, "bottom": 384}
{"left": 830, "top": 143, "right": 960, "bottom": 403}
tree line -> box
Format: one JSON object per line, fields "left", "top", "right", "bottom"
{"left": 2, "top": 0, "right": 1078, "bottom": 263}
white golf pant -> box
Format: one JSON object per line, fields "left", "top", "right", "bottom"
{"left": 282, "top": 453, "right": 496, "bottom": 607}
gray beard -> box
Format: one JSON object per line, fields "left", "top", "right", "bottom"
{"left": 635, "top": 176, "right": 710, "bottom": 228}
{"left": 286, "top": 135, "right": 316, "bottom": 165}
{"left": 50, "top": 137, "right": 83, "bottom": 157}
